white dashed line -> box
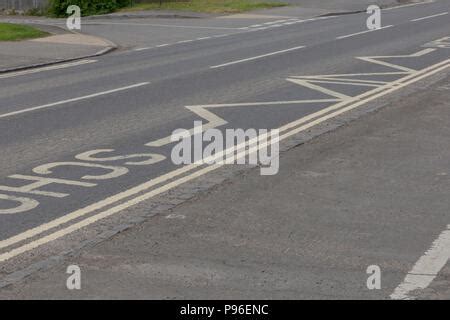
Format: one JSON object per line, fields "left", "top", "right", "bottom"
{"left": 0, "top": 60, "right": 97, "bottom": 79}
{"left": 133, "top": 47, "right": 151, "bottom": 51}
{"left": 210, "top": 45, "right": 306, "bottom": 68}
{"left": 383, "top": 0, "right": 434, "bottom": 11}
{"left": 0, "top": 82, "right": 150, "bottom": 120}
{"left": 336, "top": 25, "right": 394, "bottom": 40}
{"left": 263, "top": 21, "right": 278, "bottom": 25}
{"left": 411, "top": 12, "right": 448, "bottom": 22}
{"left": 177, "top": 39, "right": 194, "bottom": 43}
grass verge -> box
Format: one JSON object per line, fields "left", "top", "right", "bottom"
{"left": 0, "top": 23, "right": 48, "bottom": 41}
{"left": 121, "top": 0, "right": 288, "bottom": 14}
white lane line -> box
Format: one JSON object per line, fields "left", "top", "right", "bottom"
{"left": 177, "top": 39, "right": 194, "bottom": 43}
{"left": 391, "top": 225, "right": 450, "bottom": 300}
{"left": 242, "top": 17, "right": 311, "bottom": 30}
{"left": 156, "top": 43, "right": 170, "bottom": 47}
{"left": 210, "top": 45, "right": 306, "bottom": 69}
{"left": 383, "top": 0, "right": 435, "bottom": 11}
{"left": 336, "top": 25, "right": 394, "bottom": 40}
{"left": 263, "top": 21, "right": 280, "bottom": 25}
{"left": 133, "top": 47, "right": 151, "bottom": 51}
{"left": 0, "top": 82, "right": 149, "bottom": 120}
{"left": 313, "top": 16, "right": 336, "bottom": 20}
{"left": 83, "top": 22, "right": 240, "bottom": 30}
{"left": 0, "top": 60, "right": 96, "bottom": 79}
{"left": 196, "top": 37, "right": 211, "bottom": 40}
{"left": 411, "top": 12, "right": 448, "bottom": 22}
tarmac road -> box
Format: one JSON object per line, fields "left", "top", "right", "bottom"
{"left": 0, "top": 0, "right": 449, "bottom": 299}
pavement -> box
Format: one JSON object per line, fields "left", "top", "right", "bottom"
{"left": 0, "top": 24, "right": 115, "bottom": 72}
{"left": 0, "top": 0, "right": 449, "bottom": 300}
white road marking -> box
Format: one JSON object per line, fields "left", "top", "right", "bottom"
{"left": 0, "top": 82, "right": 149, "bottom": 120}
{"left": 357, "top": 48, "right": 437, "bottom": 73}
{"left": 411, "top": 12, "right": 448, "bottom": 22}
{"left": 210, "top": 45, "right": 306, "bottom": 69}
{"left": 0, "top": 194, "right": 38, "bottom": 215}
{"left": 383, "top": 0, "right": 435, "bottom": 11}
{"left": 0, "top": 60, "right": 96, "bottom": 79}
{"left": 238, "top": 17, "right": 317, "bottom": 33}
{"left": 313, "top": 16, "right": 336, "bottom": 20}
{"left": 250, "top": 27, "right": 269, "bottom": 31}
{"left": 133, "top": 47, "right": 151, "bottom": 51}
{"left": 288, "top": 78, "right": 352, "bottom": 99}
{"left": 156, "top": 43, "right": 170, "bottom": 47}
{"left": 336, "top": 25, "right": 394, "bottom": 40}
{"left": 83, "top": 22, "right": 240, "bottom": 30}
{"left": 186, "top": 99, "right": 339, "bottom": 108}
{"left": 177, "top": 39, "right": 194, "bottom": 43}
{"left": 147, "top": 99, "right": 341, "bottom": 147}
{"left": 423, "top": 36, "right": 450, "bottom": 49}
{"left": 196, "top": 37, "right": 211, "bottom": 40}
{"left": 263, "top": 21, "right": 280, "bottom": 25}
{"left": 391, "top": 225, "right": 450, "bottom": 300}
{"left": 260, "top": 20, "right": 280, "bottom": 24}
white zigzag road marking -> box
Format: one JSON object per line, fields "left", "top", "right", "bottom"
{"left": 148, "top": 47, "right": 437, "bottom": 147}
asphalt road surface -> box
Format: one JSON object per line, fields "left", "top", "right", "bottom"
{"left": 0, "top": 0, "right": 449, "bottom": 299}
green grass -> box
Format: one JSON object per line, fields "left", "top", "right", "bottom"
{"left": 0, "top": 23, "right": 49, "bottom": 41}
{"left": 121, "top": 0, "right": 287, "bottom": 14}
